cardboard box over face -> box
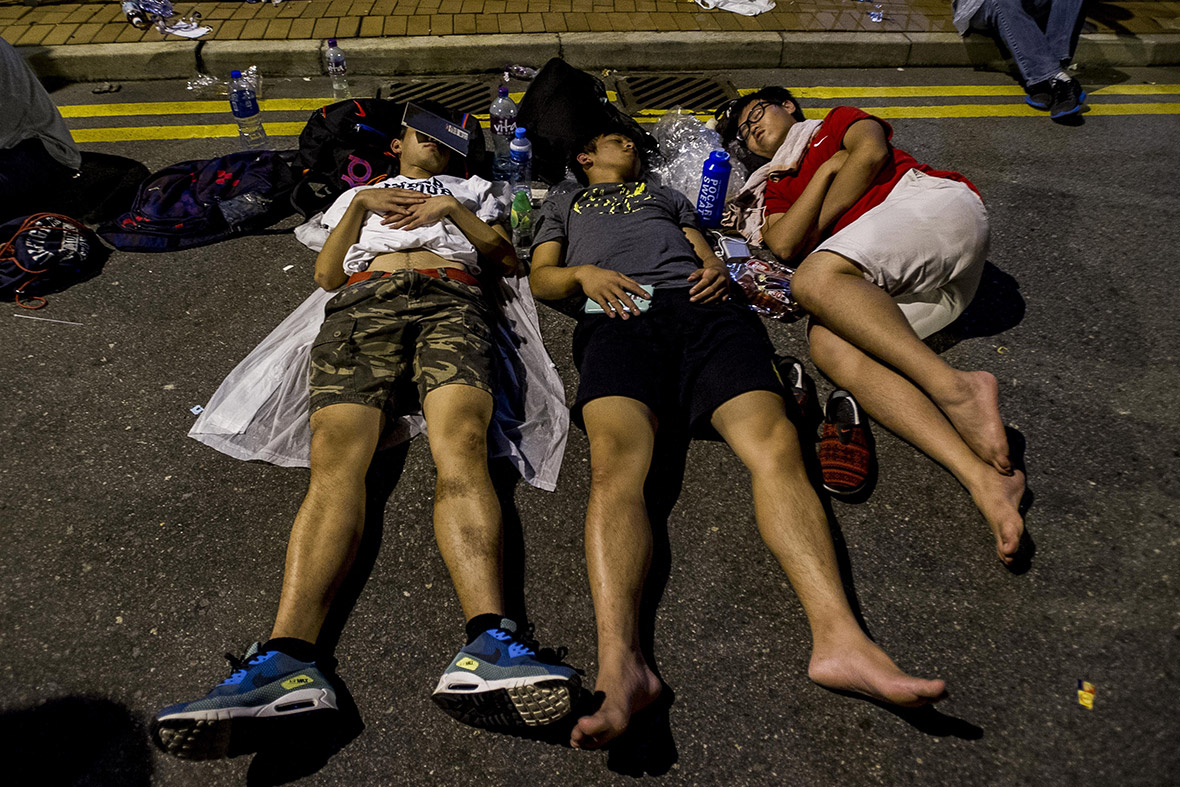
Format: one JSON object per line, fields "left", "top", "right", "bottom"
{"left": 402, "top": 102, "right": 471, "bottom": 158}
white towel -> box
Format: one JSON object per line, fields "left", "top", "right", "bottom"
{"left": 723, "top": 119, "right": 822, "bottom": 245}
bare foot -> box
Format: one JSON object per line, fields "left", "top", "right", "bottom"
{"left": 968, "top": 467, "right": 1026, "bottom": 565}
{"left": 939, "top": 371, "right": 1012, "bottom": 475}
{"left": 570, "top": 655, "right": 662, "bottom": 750}
{"left": 809, "top": 635, "right": 947, "bottom": 708}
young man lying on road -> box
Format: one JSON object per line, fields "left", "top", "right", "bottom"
{"left": 719, "top": 87, "right": 1026, "bottom": 567}
{"left": 528, "top": 124, "right": 948, "bottom": 750}
{"left": 154, "top": 121, "right": 579, "bottom": 760}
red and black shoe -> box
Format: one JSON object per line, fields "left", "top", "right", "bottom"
{"left": 774, "top": 354, "right": 819, "bottom": 427}
{"left": 818, "top": 389, "right": 874, "bottom": 497}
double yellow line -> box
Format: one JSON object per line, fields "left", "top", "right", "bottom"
{"left": 62, "top": 84, "right": 1180, "bottom": 143}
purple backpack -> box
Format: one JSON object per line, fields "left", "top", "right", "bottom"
{"left": 98, "top": 150, "right": 297, "bottom": 252}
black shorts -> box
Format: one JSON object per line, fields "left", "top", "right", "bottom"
{"left": 571, "top": 287, "right": 785, "bottom": 437}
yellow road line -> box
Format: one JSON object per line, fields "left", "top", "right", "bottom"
{"left": 70, "top": 121, "right": 309, "bottom": 142}
{"left": 60, "top": 85, "right": 1180, "bottom": 121}
{"left": 738, "top": 84, "right": 1180, "bottom": 98}
{"left": 70, "top": 102, "right": 1180, "bottom": 141}
{"left": 60, "top": 97, "right": 335, "bottom": 118}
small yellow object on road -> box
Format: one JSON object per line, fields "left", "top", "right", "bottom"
{"left": 1077, "top": 680, "right": 1095, "bottom": 709}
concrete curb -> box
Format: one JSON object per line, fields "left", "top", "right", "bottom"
{"left": 19, "top": 31, "right": 1180, "bottom": 82}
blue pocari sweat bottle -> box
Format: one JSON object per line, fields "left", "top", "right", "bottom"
{"left": 509, "top": 127, "right": 532, "bottom": 193}
{"left": 696, "top": 150, "right": 732, "bottom": 228}
{"left": 229, "top": 69, "right": 267, "bottom": 151}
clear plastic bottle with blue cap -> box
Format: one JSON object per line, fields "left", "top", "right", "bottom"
{"left": 228, "top": 69, "right": 267, "bottom": 151}
{"left": 509, "top": 127, "right": 532, "bottom": 194}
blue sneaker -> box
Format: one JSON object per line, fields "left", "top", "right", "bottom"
{"left": 432, "top": 618, "right": 580, "bottom": 730}
{"left": 151, "top": 643, "right": 338, "bottom": 759}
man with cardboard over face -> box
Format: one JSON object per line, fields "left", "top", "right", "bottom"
{"left": 152, "top": 105, "right": 580, "bottom": 759}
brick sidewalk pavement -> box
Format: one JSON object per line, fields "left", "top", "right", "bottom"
{"left": 2, "top": 0, "right": 1177, "bottom": 47}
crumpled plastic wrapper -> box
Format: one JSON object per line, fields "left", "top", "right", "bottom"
{"left": 186, "top": 65, "right": 262, "bottom": 98}
{"left": 649, "top": 109, "right": 747, "bottom": 207}
{"left": 218, "top": 192, "right": 273, "bottom": 228}
{"left": 727, "top": 257, "right": 800, "bottom": 321}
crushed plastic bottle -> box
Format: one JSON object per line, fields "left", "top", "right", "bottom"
{"left": 649, "top": 109, "right": 747, "bottom": 207}
{"left": 503, "top": 65, "right": 539, "bottom": 81}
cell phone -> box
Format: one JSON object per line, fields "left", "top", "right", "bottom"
{"left": 718, "top": 235, "right": 751, "bottom": 261}
{"left": 584, "top": 284, "right": 655, "bottom": 314}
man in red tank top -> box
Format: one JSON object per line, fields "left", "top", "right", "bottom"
{"left": 721, "top": 88, "right": 1027, "bottom": 569}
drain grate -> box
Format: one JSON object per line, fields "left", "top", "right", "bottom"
{"left": 619, "top": 75, "right": 735, "bottom": 112}
{"left": 379, "top": 80, "right": 493, "bottom": 114}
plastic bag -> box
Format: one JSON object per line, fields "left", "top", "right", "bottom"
{"left": 649, "top": 109, "right": 747, "bottom": 208}
{"left": 694, "top": 0, "right": 775, "bottom": 16}
{"left": 186, "top": 65, "right": 261, "bottom": 97}
{"left": 727, "top": 257, "right": 800, "bottom": 321}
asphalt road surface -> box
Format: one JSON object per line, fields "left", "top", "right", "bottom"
{"left": 2, "top": 66, "right": 1178, "bottom": 786}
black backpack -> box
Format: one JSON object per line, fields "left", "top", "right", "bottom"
{"left": 290, "top": 98, "right": 489, "bottom": 218}
{"left": 516, "top": 58, "right": 658, "bottom": 185}
{"left": 97, "top": 150, "right": 298, "bottom": 252}
{"left": 1, "top": 213, "right": 104, "bottom": 309}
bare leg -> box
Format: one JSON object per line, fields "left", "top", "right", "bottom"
{"left": 571, "top": 397, "right": 664, "bottom": 749}
{"left": 810, "top": 324, "right": 1026, "bottom": 564}
{"left": 792, "top": 251, "right": 1012, "bottom": 474}
{"left": 271, "top": 403, "right": 383, "bottom": 643}
{"left": 422, "top": 384, "right": 504, "bottom": 620}
{"left": 712, "top": 391, "right": 947, "bottom": 706}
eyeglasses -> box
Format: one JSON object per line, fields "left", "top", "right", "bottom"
{"left": 736, "top": 101, "right": 774, "bottom": 143}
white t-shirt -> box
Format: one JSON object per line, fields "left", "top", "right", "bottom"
{"left": 322, "top": 173, "right": 506, "bottom": 275}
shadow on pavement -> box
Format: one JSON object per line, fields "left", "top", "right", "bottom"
{"left": 1005, "top": 426, "right": 1037, "bottom": 575}
{"left": 0, "top": 696, "right": 152, "bottom": 786}
{"left": 926, "top": 262, "right": 1026, "bottom": 355}
{"left": 63, "top": 152, "right": 151, "bottom": 227}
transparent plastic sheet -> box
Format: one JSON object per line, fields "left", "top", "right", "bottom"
{"left": 649, "top": 110, "right": 747, "bottom": 208}
{"left": 186, "top": 65, "right": 262, "bottom": 97}
{"left": 726, "top": 257, "right": 801, "bottom": 321}
{"left": 503, "top": 65, "right": 539, "bottom": 82}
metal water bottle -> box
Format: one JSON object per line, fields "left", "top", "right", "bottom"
{"left": 696, "top": 150, "right": 732, "bottom": 228}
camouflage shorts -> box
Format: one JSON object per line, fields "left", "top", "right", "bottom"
{"left": 309, "top": 270, "right": 494, "bottom": 417}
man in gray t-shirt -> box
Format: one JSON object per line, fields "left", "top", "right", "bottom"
{"left": 530, "top": 127, "right": 946, "bottom": 751}
{"left": 532, "top": 180, "right": 701, "bottom": 291}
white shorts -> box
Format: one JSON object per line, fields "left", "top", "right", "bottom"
{"left": 815, "top": 168, "right": 989, "bottom": 339}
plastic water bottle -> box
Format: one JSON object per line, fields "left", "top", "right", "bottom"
{"left": 509, "top": 127, "right": 532, "bottom": 193}
{"left": 121, "top": 1, "right": 148, "bottom": 28}
{"left": 696, "top": 150, "right": 732, "bottom": 228}
{"left": 490, "top": 87, "right": 518, "bottom": 182}
{"left": 325, "top": 38, "right": 349, "bottom": 96}
{"left": 229, "top": 69, "right": 267, "bottom": 151}
{"left": 510, "top": 189, "right": 533, "bottom": 258}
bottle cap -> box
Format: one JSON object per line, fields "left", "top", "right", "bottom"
{"left": 328, "top": 38, "right": 337, "bottom": 46}
{"left": 498, "top": 86, "right": 509, "bottom": 97}
{"left": 709, "top": 150, "right": 731, "bottom": 162}
{"left": 231, "top": 70, "right": 242, "bottom": 79}
{"left": 515, "top": 127, "right": 527, "bottom": 138}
